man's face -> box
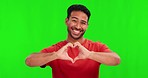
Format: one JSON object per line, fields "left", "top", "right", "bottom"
{"left": 66, "top": 11, "right": 88, "bottom": 40}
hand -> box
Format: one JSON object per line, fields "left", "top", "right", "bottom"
{"left": 73, "top": 42, "right": 91, "bottom": 62}
{"left": 56, "top": 43, "right": 74, "bottom": 63}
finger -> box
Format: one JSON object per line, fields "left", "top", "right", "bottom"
{"left": 67, "top": 42, "right": 73, "bottom": 46}
{"left": 73, "top": 57, "right": 79, "bottom": 63}
{"left": 70, "top": 57, "right": 74, "bottom": 63}
{"left": 66, "top": 42, "right": 74, "bottom": 48}
{"left": 60, "top": 43, "right": 72, "bottom": 51}
{"left": 64, "top": 47, "right": 68, "bottom": 53}
{"left": 69, "top": 43, "right": 74, "bottom": 48}
{"left": 75, "top": 42, "right": 83, "bottom": 47}
{"left": 66, "top": 54, "right": 73, "bottom": 62}
{"left": 73, "top": 43, "right": 78, "bottom": 48}
{"left": 73, "top": 42, "right": 79, "bottom": 47}
{"left": 60, "top": 45, "right": 67, "bottom": 52}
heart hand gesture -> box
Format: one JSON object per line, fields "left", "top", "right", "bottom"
{"left": 73, "top": 42, "right": 91, "bottom": 62}
{"left": 56, "top": 43, "right": 74, "bottom": 63}
{"left": 56, "top": 42, "right": 91, "bottom": 63}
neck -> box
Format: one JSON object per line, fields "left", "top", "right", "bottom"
{"left": 66, "top": 34, "right": 85, "bottom": 44}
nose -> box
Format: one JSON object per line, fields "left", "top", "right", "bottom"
{"left": 75, "top": 22, "right": 81, "bottom": 29}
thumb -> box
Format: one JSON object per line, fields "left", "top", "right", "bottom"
{"left": 73, "top": 57, "right": 79, "bottom": 63}
{"left": 74, "top": 42, "right": 81, "bottom": 46}
{"left": 70, "top": 57, "right": 74, "bottom": 63}
{"left": 66, "top": 42, "right": 73, "bottom": 47}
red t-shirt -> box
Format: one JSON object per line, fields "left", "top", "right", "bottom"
{"left": 41, "top": 39, "right": 111, "bottom": 78}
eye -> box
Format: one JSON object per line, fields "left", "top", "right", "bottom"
{"left": 72, "top": 19, "right": 77, "bottom": 23}
{"left": 81, "top": 21, "right": 87, "bottom": 25}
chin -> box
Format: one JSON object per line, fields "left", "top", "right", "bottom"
{"left": 72, "top": 36, "right": 81, "bottom": 40}
{"left": 71, "top": 33, "right": 85, "bottom": 40}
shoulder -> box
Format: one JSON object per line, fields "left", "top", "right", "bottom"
{"left": 94, "top": 41, "right": 112, "bottom": 52}
{"left": 53, "top": 40, "right": 67, "bottom": 48}
{"left": 85, "top": 39, "right": 104, "bottom": 47}
{"left": 41, "top": 40, "right": 67, "bottom": 53}
{"left": 84, "top": 39, "right": 111, "bottom": 52}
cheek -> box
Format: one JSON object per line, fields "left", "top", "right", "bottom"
{"left": 67, "top": 25, "right": 72, "bottom": 30}
{"left": 68, "top": 22, "right": 76, "bottom": 26}
{"left": 82, "top": 26, "right": 88, "bottom": 30}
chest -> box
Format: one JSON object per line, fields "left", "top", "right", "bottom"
{"left": 50, "top": 43, "right": 100, "bottom": 71}
{"left": 51, "top": 59, "right": 100, "bottom": 73}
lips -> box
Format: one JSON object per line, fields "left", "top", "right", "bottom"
{"left": 71, "top": 27, "right": 83, "bottom": 35}
{"left": 73, "top": 29, "right": 80, "bottom": 35}
{"left": 68, "top": 26, "right": 85, "bottom": 39}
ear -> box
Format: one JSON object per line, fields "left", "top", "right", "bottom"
{"left": 65, "top": 18, "right": 69, "bottom": 26}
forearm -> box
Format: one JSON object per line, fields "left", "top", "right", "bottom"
{"left": 88, "top": 51, "right": 120, "bottom": 66}
{"left": 25, "top": 52, "right": 58, "bottom": 67}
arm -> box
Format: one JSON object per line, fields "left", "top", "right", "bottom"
{"left": 73, "top": 42, "right": 121, "bottom": 66}
{"left": 88, "top": 51, "right": 120, "bottom": 66}
{"left": 25, "top": 43, "right": 74, "bottom": 67}
{"left": 25, "top": 52, "right": 58, "bottom": 67}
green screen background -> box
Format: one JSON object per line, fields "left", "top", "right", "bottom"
{"left": 0, "top": 0, "right": 148, "bottom": 78}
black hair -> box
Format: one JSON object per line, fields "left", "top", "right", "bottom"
{"left": 67, "top": 4, "right": 91, "bottom": 21}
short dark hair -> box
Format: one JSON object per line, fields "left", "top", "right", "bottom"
{"left": 67, "top": 4, "right": 91, "bottom": 21}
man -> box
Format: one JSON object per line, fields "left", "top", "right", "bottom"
{"left": 25, "top": 4, "right": 120, "bottom": 78}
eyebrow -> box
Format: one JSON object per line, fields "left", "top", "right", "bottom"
{"left": 71, "top": 17, "right": 78, "bottom": 19}
{"left": 71, "top": 16, "right": 87, "bottom": 23}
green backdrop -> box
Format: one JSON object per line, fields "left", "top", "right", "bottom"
{"left": 0, "top": 0, "right": 148, "bottom": 78}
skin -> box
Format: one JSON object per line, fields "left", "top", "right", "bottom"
{"left": 65, "top": 11, "right": 88, "bottom": 43}
{"left": 25, "top": 11, "right": 120, "bottom": 67}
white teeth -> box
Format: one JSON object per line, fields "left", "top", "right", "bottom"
{"left": 73, "top": 30, "right": 80, "bottom": 34}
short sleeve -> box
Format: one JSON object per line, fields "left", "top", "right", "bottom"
{"left": 100, "top": 44, "right": 112, "bottom": 52}
{"left": 40, "top": 45, "right": 56, "bottom": 53}
{"left": 96, "top": 42, "right": 112, "bottom": 52}
{"left": 39, "top": 41, "right": 67, "bottom": 67}
{"left": 40, "top": 45, "right": 56, "bottom": 67}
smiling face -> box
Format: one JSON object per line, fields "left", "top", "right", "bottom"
{"left": 66, "top": 11, "right": 88, "bottom": 40}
